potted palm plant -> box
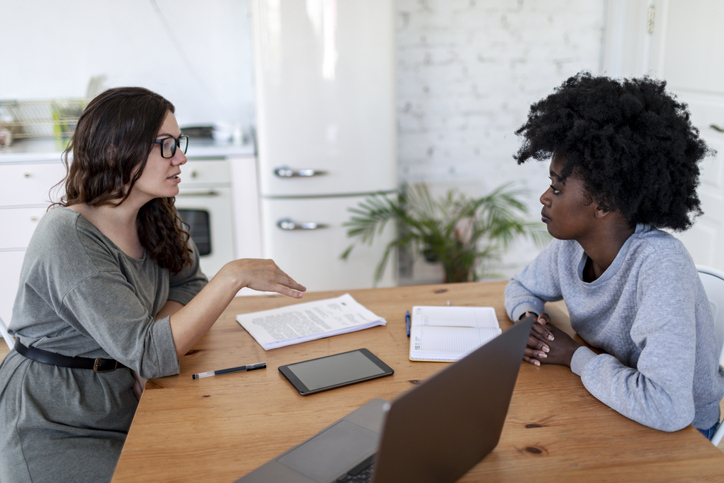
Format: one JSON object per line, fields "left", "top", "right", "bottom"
{"left": 341, "top": 182, "right": 548, "bottom": 284}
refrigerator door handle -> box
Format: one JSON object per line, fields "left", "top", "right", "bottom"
{"left": 274, "top": 166, "right": 328, "bottom": 178}
{"left": 176, "top": 190, "right": 220, "bottom": 197}
{"left": 276, "top": 218, "right": 328, "bottom": 231}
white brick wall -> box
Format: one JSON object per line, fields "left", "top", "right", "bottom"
{"left": 396, "top": 0, "right": 606, "bottom": 280}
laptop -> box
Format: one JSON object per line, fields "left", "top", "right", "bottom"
{"left": 237, "top": 316, "right": 534, "bottom": 483}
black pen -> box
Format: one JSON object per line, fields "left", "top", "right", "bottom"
{"left": 406, "top": 310, "right": 411, "bottom": 337}
{"left": 192, "top": 362, "right": 266, "bottom": 379}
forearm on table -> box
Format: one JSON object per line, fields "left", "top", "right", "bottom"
{"left": 578, "top": 353, "right": 695, "bottom": 431}
{"left": 505, "top": 279, "right": 545, "bottom": 320}
{"left": 168, "top": 276, "right": 241, "bottom": 358}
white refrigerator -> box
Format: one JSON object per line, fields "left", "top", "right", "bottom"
{"left": 250, "top": 0, "right": 397, "bottom": 291}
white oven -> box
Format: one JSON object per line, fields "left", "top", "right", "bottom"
{"left": 175, "top": 157, "right": 236, "bottom": 279}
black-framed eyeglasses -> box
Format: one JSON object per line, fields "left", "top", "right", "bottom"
{"left": 154, "top": 134, "right": 189, "bottom": 159}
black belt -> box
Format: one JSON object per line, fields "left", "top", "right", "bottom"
{"left": 14, "top": 340, "right": 127, "bottom": 373}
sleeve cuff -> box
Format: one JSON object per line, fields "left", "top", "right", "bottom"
{"left": 570, "top": 346, "right": 597, "bottom": 376}
{"left": 512, "top": 303, "right": 541, "bottom": 322}
{"left": 140, "top": 316, "right": 180, "bottom": 379}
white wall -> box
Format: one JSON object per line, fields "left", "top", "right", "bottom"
{"left": 396, "top": 0, "right": 606, "bottom": 278}
{"left": 0, "top": 0, "right": 255, "bottom": 129}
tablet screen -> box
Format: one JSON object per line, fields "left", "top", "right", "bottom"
{"left": 279, "top": 349, "right": 393, "bottom": 395}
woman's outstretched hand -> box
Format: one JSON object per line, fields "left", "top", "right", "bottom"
{"left": 169, "top": 258, "right": 306, "bottom": 359}
{"left": 218, "top": 258, "right": 306, "bottom": 298}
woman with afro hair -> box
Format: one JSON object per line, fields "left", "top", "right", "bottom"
{"left": 505, "top": 72, "right": 724, "bottom": 438}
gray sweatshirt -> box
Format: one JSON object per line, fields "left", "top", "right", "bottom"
{"left": 505, "top": 224, "right": 724, "bottom": 431}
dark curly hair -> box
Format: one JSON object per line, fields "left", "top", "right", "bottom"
{"left": 53, "top": 87, "right": 192, "bottom": 274}
{"left": 514, "top": 72, "right": 712, "bottom": 231}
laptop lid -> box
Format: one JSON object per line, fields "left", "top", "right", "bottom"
{"left": 371, "top": 316, "right": 533, "bottom": 483}
{"left": 237, "top": 317, "right": 534, "bottom": 483}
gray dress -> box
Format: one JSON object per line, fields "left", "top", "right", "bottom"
{"left": 0, "top": 207, "right": 208, "bottom": 482}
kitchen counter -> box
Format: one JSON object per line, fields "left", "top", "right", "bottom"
{"left": 0, "top": 137, "right": 255, "bottom": 163}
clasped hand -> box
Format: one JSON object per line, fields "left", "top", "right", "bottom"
{"left": 521, "top": 312, "right": 581, "bottom": 367}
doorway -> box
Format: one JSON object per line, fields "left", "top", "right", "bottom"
{"left": 604, "top": 0, "right": 724, "bottom": 271}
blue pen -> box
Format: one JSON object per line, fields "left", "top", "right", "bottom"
{"left": 405, "top": 310, "right": 411, "bottom": 337}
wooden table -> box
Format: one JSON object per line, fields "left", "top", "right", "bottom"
{"left": 112, "top": 282, "right": 724, "bottom": 482}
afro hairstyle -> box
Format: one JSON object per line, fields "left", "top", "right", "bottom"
{"left": 514, "top": 72, "right": 712, "bottom": 231}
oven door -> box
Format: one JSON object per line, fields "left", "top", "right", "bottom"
{"left": 175, "top": 187, "right": 235, "bottom": 278}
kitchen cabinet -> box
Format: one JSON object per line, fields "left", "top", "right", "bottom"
{"left": 0, "top": 158, "right": 66, "bottom": 347}
{"left": 0, "top": 206, "right": 51, "bottom": 250}
{"left": 1, "top": 163, "right": 65, "bottom": 206}
{"left": 0, "top": 252, "right": 24, "bottom": 347}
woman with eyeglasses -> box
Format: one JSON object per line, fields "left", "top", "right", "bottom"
{"left": 0, "top": 87, "right": 306, "bottom": 483}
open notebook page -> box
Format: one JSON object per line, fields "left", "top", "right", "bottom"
{"left": 412, "top": 306, "right": 498, "bottom": 328}
{"left": 413, "top": 326, "right": 501, "bottom": 354}
{"left": 409, "top": 306, "right": 501, "bottom": 361}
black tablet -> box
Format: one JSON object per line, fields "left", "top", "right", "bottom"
{"left": 278, "top": 348, "right": 394, "bottom": 395}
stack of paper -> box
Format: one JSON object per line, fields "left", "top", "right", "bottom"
{"left": 409, "top": 305, "right": 501, "bottom": 362}
{"left": 236, "top": 294, "right": 387, "bottom": 350}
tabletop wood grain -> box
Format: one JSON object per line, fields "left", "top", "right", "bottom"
{"left": 111, "top": 282, "right": 724, "bottom": 482}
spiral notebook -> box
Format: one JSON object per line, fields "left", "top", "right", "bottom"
{"left": 409, "top": 305, "right": 501, "bottom": 362}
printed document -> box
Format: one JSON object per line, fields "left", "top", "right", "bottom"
{"left": 236, "top": 294, "right": 387, "bottom": 350}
